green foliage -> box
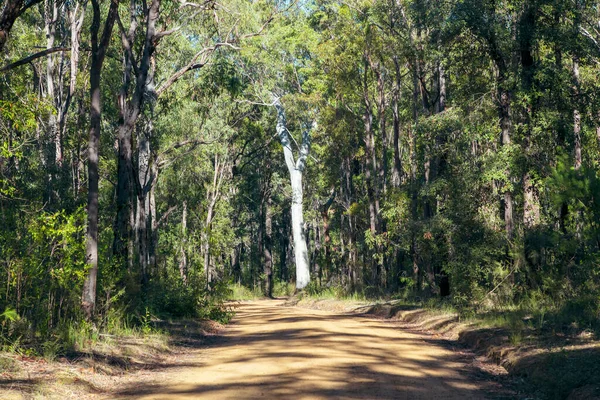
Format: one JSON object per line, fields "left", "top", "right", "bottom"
{"left": 28, "top": 208, "right": 87, "bottom": 289}
{"left": 273, "top": 281, "right": 296, "bottom": 297}
{"left": 228, "top": 283, "right": 264, "bottom": 300}
{"left": 0, "top": 308, "right": 19, "bottom": 323}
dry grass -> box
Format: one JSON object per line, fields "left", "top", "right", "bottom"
{"left": 0, "top": 319, "right": 224, "bottom": 399}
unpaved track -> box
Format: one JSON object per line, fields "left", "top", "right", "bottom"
{"left": 119, "top": 299, "right": 487, "bottom": 399}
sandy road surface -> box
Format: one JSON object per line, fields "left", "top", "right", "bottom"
{"left": 117, "top": 299, "right": 488, "bottom": 399}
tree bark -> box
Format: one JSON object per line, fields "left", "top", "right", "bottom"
{"left": 179, "top": 200, "right": 188, "bottom": 284}
{"left": 520, "top": 6, "right": 540, "bottom": 230}
{"left": 391, "top": 56, "right": 403, "bottom": 187}
{"left": 263, "top": 195, "right": 273, "bottom": 297}
{"left": 82, "top": 0, "right": 119, "bottom": 319}
{"left": 0, "top": 0, "right": 44, "bottom": 53}
{"left": 320, "top": 188, "right": 335, "bottom": 285}
{"left": 573, "top": 57, "right": 582, "bottom": 170}
{"left": 135, "top": 122, "right": 152, "bottom": 284}
{"left": 59, "top": 3, "right": 85, "bottom": 149}
{"left": 44, "top": 0, "right": 60, "bottom": 166}
{"left": 410, "top": 59, "right": 421, "bottom": 291}
{"left": 279, "top": 214, "right": 289, "bottom": 282}
{"left": 274, "top": 100, "right": 311, "bottom": 290}
{"left": 204, "top": 153, "right": 226, "bottom": 288}
{"left": 498, "top": 85, "right": 514, "bottom": 240}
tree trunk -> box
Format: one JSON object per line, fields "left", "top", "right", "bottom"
{"left": 375, "top": 62, "right": 388, "bottom": 195}
{"left": 275, "top": 100, "right": 311, "bottom": 290}
{"left": 204, "top": 153, "right": 226, "bottom": 289}
{"left": 179, "top": 200, "right": 188, "bottom": 284}
{"left": 290, "top": 170, "right": 310, "bottom": 289}
{"left": 321, "top": 188, "right": 335, "bottom": 285}
{"left": 363, "top": 54, "right": 380, "bottom": 285}
{"left": 392, "top": 56, "right": 403, "bottom": 187}
{"left": 113, "top": 0, "right": 160, "bottom": 274}
{"left": 82, "top": 0, "right": 118, "bottom": 319}
{"left": 520, "top": 8, "right": 539, "bottom": 230}
{"left": 59, "top": 3, "right": 85, "bottom": 141}
{"left": 499, "top": 86, "right": 514, "bottom": 240}
{"left": 136, "top": 124, "right": 152, "bottom": 285}
{"left": 204, "top": 211, "right": 212, "bottom": 287}
{"left": 263, "top": 195, "right": 273, "bottom": 297}
{"left": 573, "top": 57, "right": 582, "bottom": 170}
{"left": 114, "top": 123, "right": 135, "bottom": 271}
{"left": 279, "top": 215, "right": 289, "bottom": 282}
{"left": 149, "top": 163, "right": 158, "bottom": 273}
{"left": 44, "top": 0, "right": 60, "bottom": 167}
{"left": 410, "top": 61, "right": 421, "bottom": 291}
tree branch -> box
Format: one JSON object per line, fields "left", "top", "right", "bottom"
{"left": 16, "top": 0, "right": 44, "bottom": 18}
{"left": 0, "top": 47, "right": 69, "bottom": 73}
{"left": 321, "top": 187, "right": 336, "bottom": 212}
{"left": 178, "top": 0, "right": 214, "bottom": 10}
{"left": 157, "top": 137, "right": 216, "bottom": 166}
{"left": 155, "top": 42, "right": 239, "bottom": 97}
{"left": 154, "top": 205, "right": 177, "bottom": 230}
{"left": 153, "top": 27, "right": 180, "bottom": 43}
{"left": 580, "top": 26, "right": 600, "bottom": 53}
{"left": 274, "top": 99, "right": 297, "bottom": 173}
{"left": 115, "top": 13, "right": 139, "bottom": 77}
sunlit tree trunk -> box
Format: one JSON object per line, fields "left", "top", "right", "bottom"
{"left": 573, "top": 57, "right": 582, "bottom": 170}
{"left": 392, "top": 56, "right": 403, "bottom": 187}
{"left": 204, "top": 153, "right": 226, "bottom": 288}
{"left": 179, "top": 201, "right": 188, "bottom": 284}
{"left": 275, "top": 100, "right": 311, "bottom": 290}
{"left": 136, "top": 121, "right": 152, "bottom": 284}
{"left": 59, "top": 3, "right": 85, "bottom": 141}
{"left": 499, "top": 85, "right": 514, "bottom": 240}
{"left": 44, "top": 0, "right": 59, "bottom": 166}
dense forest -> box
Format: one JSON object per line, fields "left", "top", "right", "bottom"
{"left": 1, "top": 0, "right": 599, "bottom": 344}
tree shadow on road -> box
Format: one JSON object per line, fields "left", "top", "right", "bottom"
{"left": 114, "top": 302, "right": 518, "bottom": 399}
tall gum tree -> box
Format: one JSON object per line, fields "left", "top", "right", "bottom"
{"left": 82, "top": 0, "right": 119, "bottom": 319}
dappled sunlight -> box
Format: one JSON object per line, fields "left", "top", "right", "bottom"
{"left": 115, "top": 300, "right": 487, "bottom": 399}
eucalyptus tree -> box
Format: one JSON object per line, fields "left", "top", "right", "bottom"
{"left": 453, "top": 0, "right": 523, "bottom": 242}
{"left": 234, "top": 9, "right": 322, "bottom": 290}
{"left": 274, "top": 99, "right": 313, "bottom": 289}
{"left": 109, "top": 0, "right": 272, "bottom": 284}
{"left": 82, "top": 0, "right": 119, "bottom": 319}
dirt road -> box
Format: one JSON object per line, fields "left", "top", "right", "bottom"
{"left": 117, "top": 300, "right": 491, "bottom": 399}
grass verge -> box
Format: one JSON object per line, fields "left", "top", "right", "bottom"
{"left": 0, "top": 318, "right": 224, "bottom": 399}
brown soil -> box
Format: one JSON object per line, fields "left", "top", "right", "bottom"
{"left": 111, "top": 299, "right": 507, "bottom": 399}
